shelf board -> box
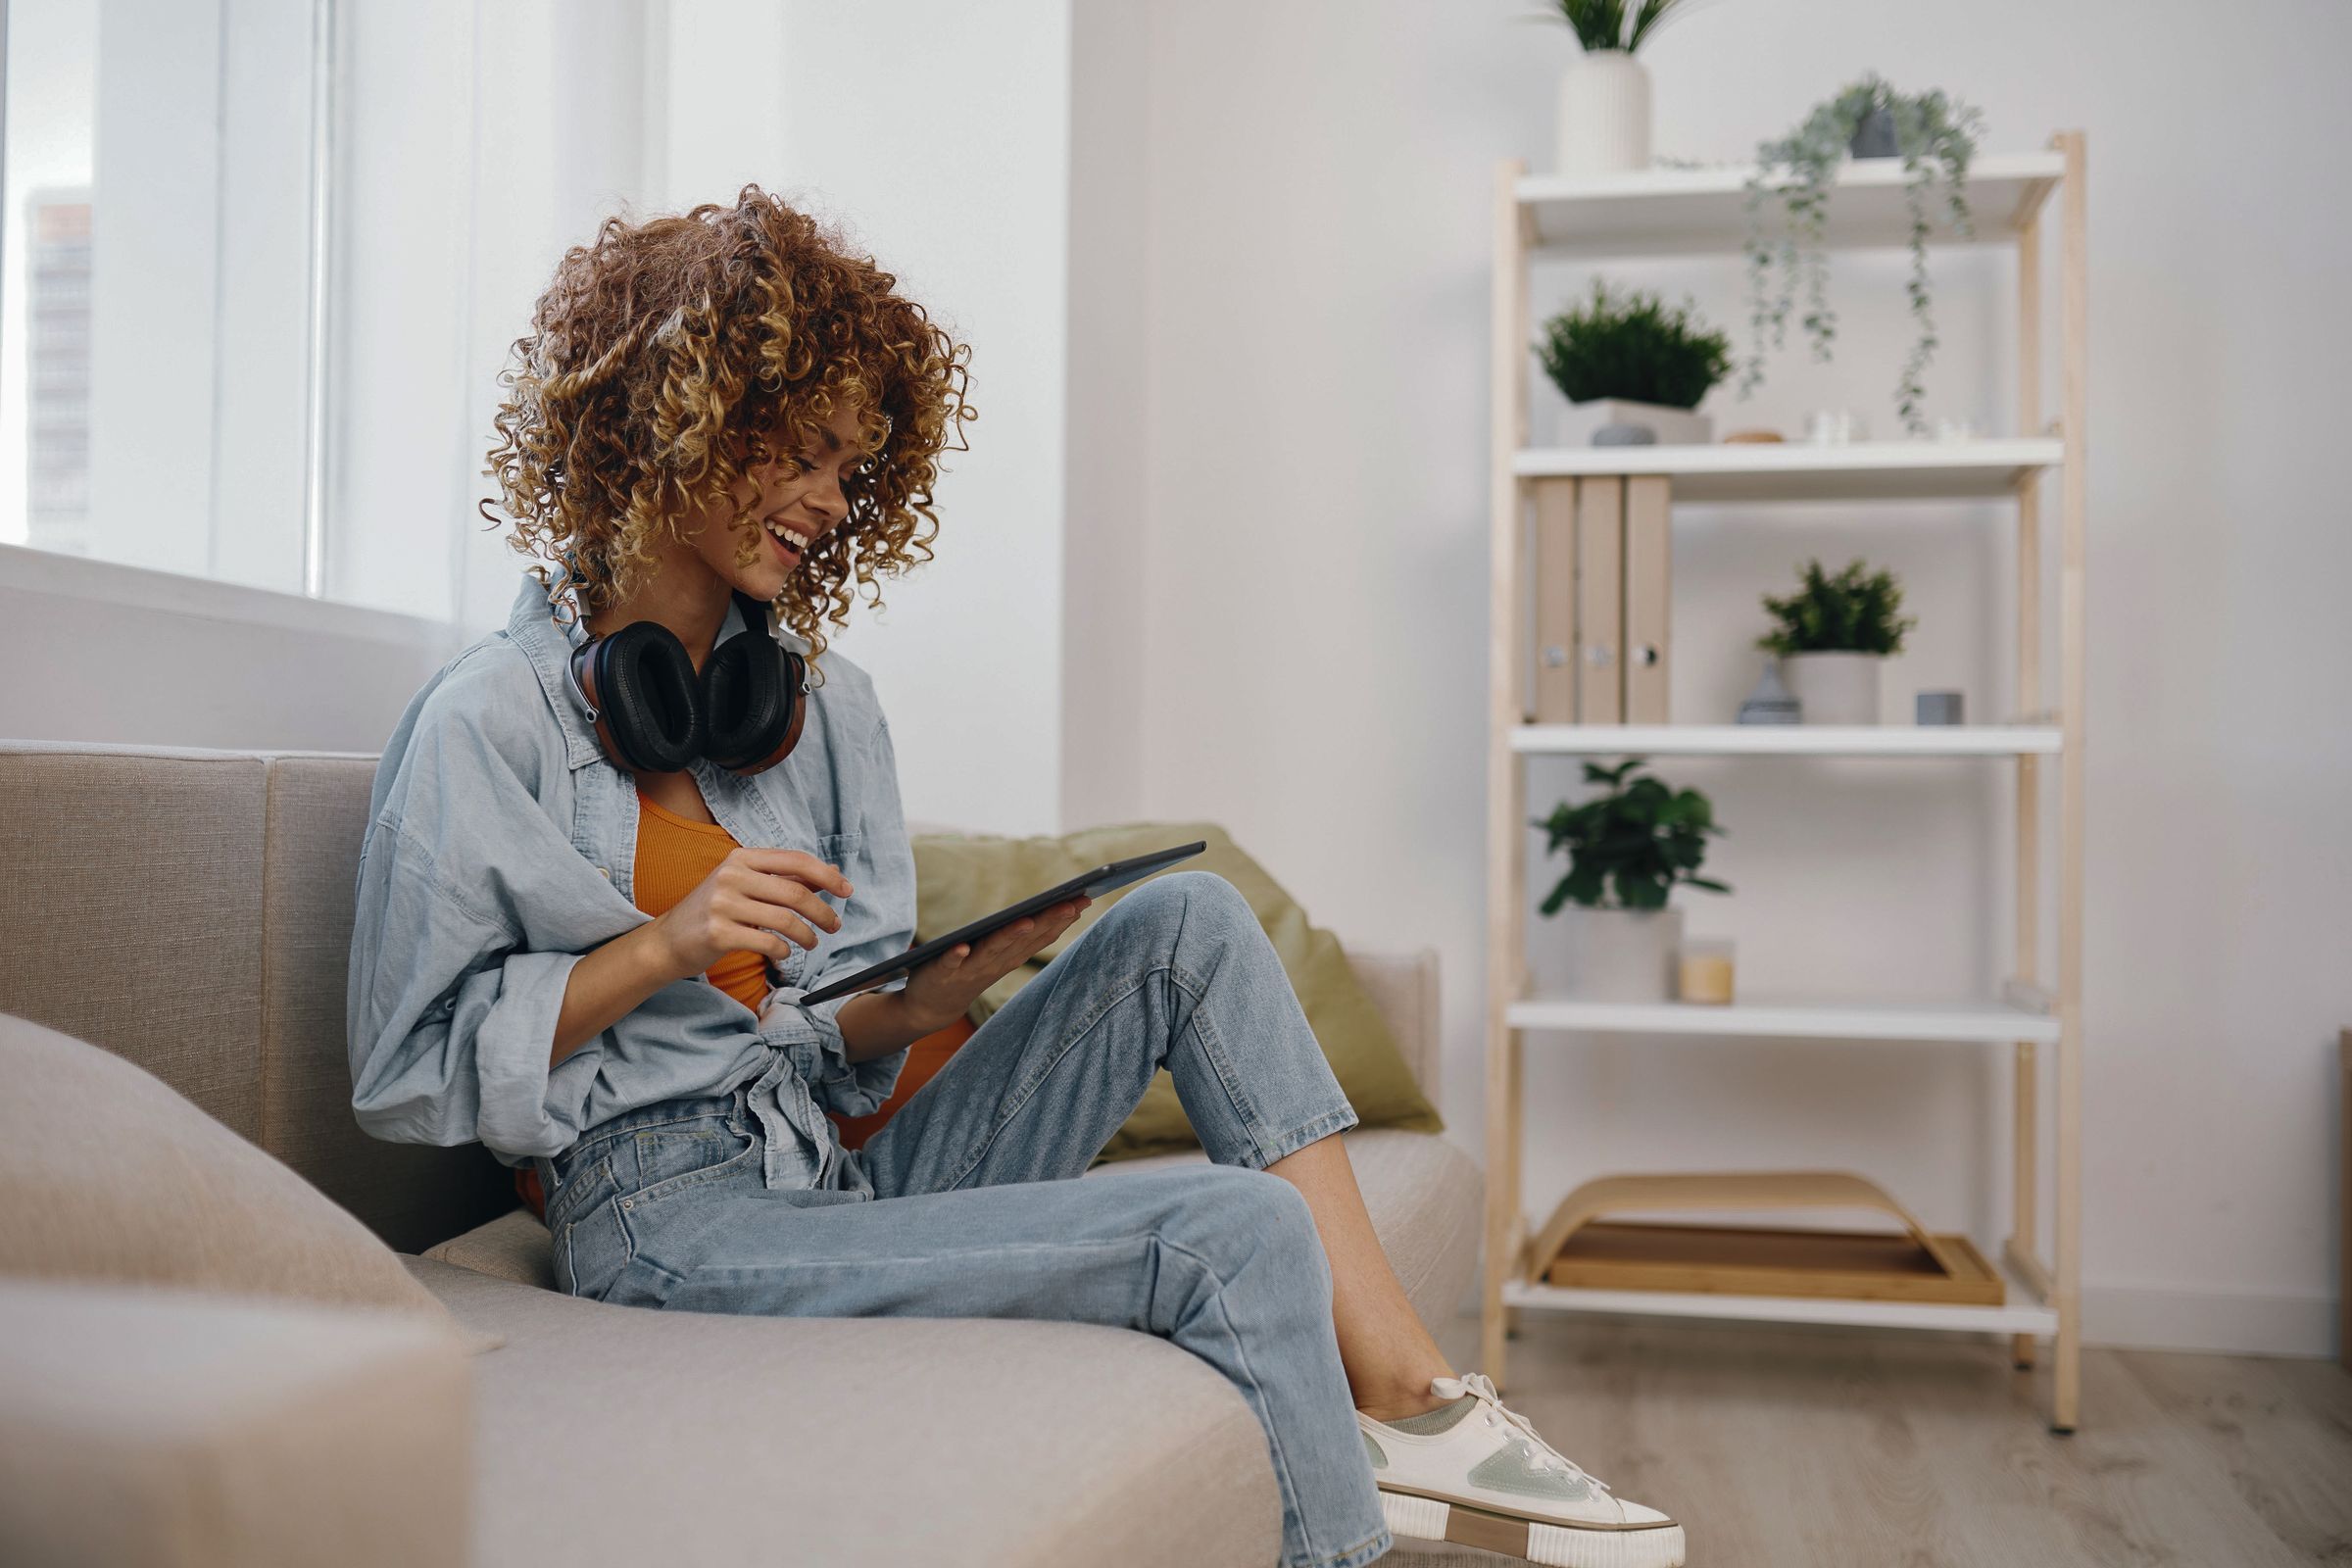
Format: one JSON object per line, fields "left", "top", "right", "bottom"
{"left": 1505, "top": 997, "right": 2060, "bottom": 1046}
{"left": 1517, "top": 151, "right": 2064, "bottom": 256}
{"left": 1500, "top": 1251, "right": 2058, "bottom": 1336}
{"left": 1512, "top": 438, "right": 2062, "bottom": 503}
{"left": 1512, "top": 724, "right": 2061, "bottom": 758}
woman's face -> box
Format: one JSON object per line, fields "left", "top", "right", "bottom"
{"left": 682, "top": 398, "right": 868, "bottom": 603}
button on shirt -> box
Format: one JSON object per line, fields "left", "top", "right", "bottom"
{"left": 344, "top": 571, "right": 917, "bottom": 1195}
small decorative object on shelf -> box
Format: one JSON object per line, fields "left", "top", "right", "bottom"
{"left": 1916, "top": 690, "right": 1965, "bottom": 726}
{"left": 1529, "top": 759, "right": 1728, "bottom": 1002}
{"left": 1736, "top": 658, "right": 1802, "bottom": 724}
{"left": 1536, "top": 279, "right": 1730, "bottom": 446}
{"left": 1723, "top": 427, "right": 1786, "bottom": 444}
{"left": 1758, "top": 558, "right": 1915, "bottom": 725}
{"left": 1530, "top": 1171, "right": 2006, "bottom": 1306}
{"left": 1803, "top": 408, "right": 1869, "bottom": 445}
{"left": 1740, "top": 73, "right": 1985, "bottom": 434}
{"left": 1539, "top": 0, "right": 1692, "bottom": 175}
{"left": 1677, "top": 937, "right": 1736, "bottom": 1004}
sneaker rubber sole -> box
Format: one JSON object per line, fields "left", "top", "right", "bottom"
{"left": 1378, "top": 1488, "right": 1686, "bottom": 1568}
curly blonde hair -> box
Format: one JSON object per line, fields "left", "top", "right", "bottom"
{"left": 481, "top": 185, "right": 973, "bottom": 666}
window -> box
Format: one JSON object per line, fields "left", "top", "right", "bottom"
{"left": 2, "top": 0, "right": 322, "bottom": 599}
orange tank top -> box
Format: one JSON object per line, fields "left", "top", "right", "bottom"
{"left": 630, "top": 790, "right": 772, "bottom": 1013}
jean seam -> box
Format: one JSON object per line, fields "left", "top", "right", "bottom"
{"left": 1160, "top": 956, "right": 1279, "bottom": 1164}
{"left": 1247, "top": 1106, "right": 1360, "bottom": 1172}
{"left": 1297, "top": 1525, "right": 1394, "bottom": 1568}
{"left": 1148, "top": 1229, "right": 1346, "bottom": 1567}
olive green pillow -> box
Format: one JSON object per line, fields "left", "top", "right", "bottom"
{"left": 909, "top": 821, "right": 1443, "bottom": 1161}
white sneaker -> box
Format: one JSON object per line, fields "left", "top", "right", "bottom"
{"left": 1356, "top": 1374, "right": 1684, "bottom": 1568}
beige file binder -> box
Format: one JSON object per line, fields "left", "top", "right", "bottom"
{"left": 1622, "top": 476, "right": 1672, "bottom": 723}
{"left": 1574, "top": 478, "right": 1623, "bottom": 723}
{"left": 1532, "top": 479, "right": 1580, "bottom": 724}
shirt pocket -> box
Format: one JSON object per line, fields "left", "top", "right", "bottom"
{"left": 816, "top": 829, "right": 864, "bottom": 871}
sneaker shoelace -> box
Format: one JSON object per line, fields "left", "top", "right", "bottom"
{"left": 1430, "top": 1373, "right": 1613, "bottom": 1495}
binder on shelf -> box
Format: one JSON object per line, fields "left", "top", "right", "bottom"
{"left": 1622, "top": 476, "right": 1672, "bottom": 723}
{"left": 1532, "top": 478, "right": 1579, "bottom": 724}
{"left": 1574, "top": 477, "right": 1623, "bottom": 724}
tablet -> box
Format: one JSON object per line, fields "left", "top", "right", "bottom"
{"left": 793, "top": 840, "right": 1209, "bottom": 1006}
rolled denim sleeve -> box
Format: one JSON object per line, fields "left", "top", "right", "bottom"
{"left": 346, "top": 816, "right": 598, "bottom": 1156}
{"left": 760, "top": 714, "right": 920, "bottom": 1117}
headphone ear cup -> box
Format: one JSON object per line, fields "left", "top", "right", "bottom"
{"left": 592, "top": 620, "right": 706, "bottom": 773}
{"left": 703, "top": 632, "right": 805, "bottom": 775}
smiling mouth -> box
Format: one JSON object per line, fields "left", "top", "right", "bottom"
{"left": 762, "top": 515, "right": 818, "bottom": 562}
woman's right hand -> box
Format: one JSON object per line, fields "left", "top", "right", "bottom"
{"left": 648, "top": 847, "right": 854, "bottom": 981}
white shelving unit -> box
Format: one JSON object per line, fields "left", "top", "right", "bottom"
{"left": 1482, "top": 138, "right": 2089, "bottom": 1430}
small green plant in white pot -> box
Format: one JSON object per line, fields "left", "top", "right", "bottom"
{"left": 1536, "top": 280, "right": 1731, "bottom": 447}
{"left": 1531, "top": 759, "right": 1729, "bottom": 1002}
{"left": 1757, "top": 558, "right": 1917, "bottom": 725}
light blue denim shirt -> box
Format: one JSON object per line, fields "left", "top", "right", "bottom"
{"left": 345, "top": 570, "right": 917, "bottom": 1194}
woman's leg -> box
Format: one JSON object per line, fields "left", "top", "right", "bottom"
{"left": 1263, "top": 1136, "right": 1453, "bottom": 1420}
{"left": 856, "top": 869, "right": 1453, "bottom": 1416}
{"left": 603, "top": 1152, "right": 1392, "bottom": 1568}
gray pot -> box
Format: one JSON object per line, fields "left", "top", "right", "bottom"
{"left": 1850, "top": 106, "right": 1898, "bottom": 159}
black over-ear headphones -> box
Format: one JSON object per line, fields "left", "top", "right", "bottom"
{"left": 564, "top": 592, "right": 810, "bottom": 776}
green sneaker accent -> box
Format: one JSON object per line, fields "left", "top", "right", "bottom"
{"left": 1362, "top": 1431, "right": 1387, "bottom": 1468}
{"left": 1380, "top": 1395, "right": 1478, "bottom": 1436}
{"left": 1467, "top": 1436, "right": 1594, "bottom": 1502}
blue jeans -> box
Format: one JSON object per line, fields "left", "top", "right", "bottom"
{"left": 541, "top": 871, "right": 1394, "bottom": 1568}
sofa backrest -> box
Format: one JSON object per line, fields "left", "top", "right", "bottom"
{"left": 0, "top": 743, "right": 512, "bottom": 1252}
{"left": 0, "top": 743, "right": 1446, "bottom": 1253}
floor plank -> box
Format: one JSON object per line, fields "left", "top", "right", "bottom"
{"left": 1390, "top": 1315, "right": 2352, "bottom": 1566}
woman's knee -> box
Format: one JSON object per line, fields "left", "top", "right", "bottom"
{"left": 1102, "top": 869, "right": 1255, "bottom": 948}
{"left": 1160, "top": 1166, "right": 1326, "bottom": 1276}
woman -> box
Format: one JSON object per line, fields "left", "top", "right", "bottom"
{"left": 347, "top": 186, "right": 1681, "bottom": 1568}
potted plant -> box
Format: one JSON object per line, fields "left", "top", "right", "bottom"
{"left": 1739, "top": 74, "right": 1984, "bottom": 435}
{"left": 1530, "top": 759, "right": 1728, "bottom": 1002}
{"left": 1536, "top": 280, "right": 1731, "bottom": 447}
{"left": 1756, "top": 558, "right": 1916, "bottom": 725}
{"left": 1535, "top": 0, "right": 1691, "bottom": 176}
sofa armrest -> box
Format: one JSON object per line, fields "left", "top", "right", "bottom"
{"left": 1343, "top": 946, "right": 1444, "bottom": 1116}
{"left": 0, "top": 1280, "right": 471, "bottom": 1568}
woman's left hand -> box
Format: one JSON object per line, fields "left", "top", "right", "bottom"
{"left": 896, "top": 896, "right": 1092, "bottom": 1033}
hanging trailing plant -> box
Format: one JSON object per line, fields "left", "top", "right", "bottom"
{"left": 1739, "top": 74, "right": 1984, "bottom": 435}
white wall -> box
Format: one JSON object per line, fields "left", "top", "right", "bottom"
{"left": 1060, "top": 0, "right": 2352, "bottom": 1354}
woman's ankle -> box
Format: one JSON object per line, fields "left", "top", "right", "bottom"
{"left": 1353, "top": 1366, "right": 1458, "bottom": 1423}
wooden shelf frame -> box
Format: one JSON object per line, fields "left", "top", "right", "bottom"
{"left": 1481, "top": 135, "right": 2089, "bottom": 1430}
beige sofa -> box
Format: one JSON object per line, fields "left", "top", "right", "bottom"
{"left": 0, "top": 741, "right": 1480, "bottom": 1568}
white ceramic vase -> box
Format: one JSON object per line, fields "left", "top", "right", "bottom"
{"left": 1555, "top": 397, "right": 1712, "bottom": 448}
{"left": 1781, "top": 652, "right": 1884, "bottom": 725}
{"left": 1554, "top": 51, "right": 1650, "bottom": 176}
{"left": 1528, "top": 906, "right": 1683, "bottom": 1003}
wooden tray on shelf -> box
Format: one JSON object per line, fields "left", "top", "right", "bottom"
{"left": 1527, "top": 1171, "right": 2004, "bottom": 1306}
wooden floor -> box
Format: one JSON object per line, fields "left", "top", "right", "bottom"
{"left": 1384, "top": 1313, "right": 2352, "bottom": 1568}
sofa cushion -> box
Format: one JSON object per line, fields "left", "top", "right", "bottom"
{"left": 409, "top": 1256, "right": 1281, "bottom": 1568}
{"left": 911, "top": 821, "right": 1443, "bottom": 1159}
{"left": 422, "top": 1205, "right": 558, "bottom": 1290}
{"left": 0, "top": 1279, "right": 469, "bottom": 1568}
{"left": 0, "top": 1012, "right": 454, "bottom": 1324}
{"left": 0, "top": 745, "right": 514, "bottom": 1255}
